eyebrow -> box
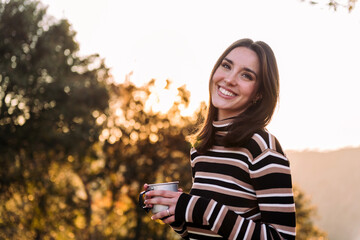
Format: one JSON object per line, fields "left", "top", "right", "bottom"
{"left": 224, "top": 57, "right": 258, "bottom": 78}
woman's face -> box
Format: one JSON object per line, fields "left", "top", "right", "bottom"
{"left": 211, "top": 47, "right": 260, "bottom": 120}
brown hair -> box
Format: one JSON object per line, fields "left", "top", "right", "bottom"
{"left": 191, "top": 38, "right": 280, "bottom": 153}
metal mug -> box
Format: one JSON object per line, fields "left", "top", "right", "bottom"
{"left": 139, "top": 181, "right": 179, "bottom": 214}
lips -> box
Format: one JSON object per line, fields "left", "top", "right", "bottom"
{"left": 218, "top": 86, "right": 237, "bottom": 97}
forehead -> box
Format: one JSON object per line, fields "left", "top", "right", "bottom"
{"left": 225, "top": 47, "right": 260, "bottom": 74}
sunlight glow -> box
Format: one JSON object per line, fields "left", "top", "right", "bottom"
{"left": 144, "top": 79, "right": 178, "bottom": 114}
{"left": 41, "top": 0, "right": 360, "bottom": 151}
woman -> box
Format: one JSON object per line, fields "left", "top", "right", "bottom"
{"left": 143, "top": 38, "right": 296, "bottom": 239}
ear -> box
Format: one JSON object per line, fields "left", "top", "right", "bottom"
{"left": 256, "top": 93, "right": 262, "bottom": 101}
{"left": 252, "top": 94, "right": 262, "bottom": 104}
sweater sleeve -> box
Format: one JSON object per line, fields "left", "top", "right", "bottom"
{"left": 169, "top": 221, "right": 189, "bottom": 239}
{"left": 174, "top": 150, "right": 296, "bottom": 240}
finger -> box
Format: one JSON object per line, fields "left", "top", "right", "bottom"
{"left": 162, "top": 215, "right": 175, "bottom": 224}
{"left": 178, "top": 188, "right": 183, "bottom": 192}
{"left": 143, "top": 184, "right": 151, "bottom": 200}
{"left": 145, "top": 196, "right": 172, "bottom": 206}
{"left": 151, "top": 208, "right": 175, "bottom": 221}
{"left": 144, "top": 191, "right": 153, "bottom": 208}
{"left": 145, "top": 189, "right": 179, "bottom": 198}
{"left": 145, "top": 203, "right": 153, "bottom": 208}
{"left": 142, "top": 184, "right": 153, "bottom": 208}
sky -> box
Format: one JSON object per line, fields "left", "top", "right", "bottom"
{"left": 40, "top": 0, "right": 360, "bottom": 151}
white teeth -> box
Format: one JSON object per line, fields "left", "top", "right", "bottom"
{"left": 219, "top": 87, "right": 236, "bottom": 97}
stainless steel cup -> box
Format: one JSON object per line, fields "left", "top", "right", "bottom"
{"left": 139, "top": 181, "right": 179, "bottom": 214}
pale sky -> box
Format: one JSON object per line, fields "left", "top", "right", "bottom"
{"left": 41, "top": 0, "right": 360, "bottom": 151}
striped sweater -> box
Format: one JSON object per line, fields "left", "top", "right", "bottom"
{"left": 171, "top": 119, "right": 296, "bottom": 239}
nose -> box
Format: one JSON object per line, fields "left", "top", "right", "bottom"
{"left": 224, "top": 72, "right": 237, "bottom": 86}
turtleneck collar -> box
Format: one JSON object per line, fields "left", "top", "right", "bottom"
{"left": 212, "top": 117, "right": 235, "bottom": 129}
{"left": 212, "top": 118, "right": 235, "bottom": 140}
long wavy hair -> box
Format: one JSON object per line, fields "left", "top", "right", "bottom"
{"left": 191, "top": 38, "right": 280, "bottom": 153}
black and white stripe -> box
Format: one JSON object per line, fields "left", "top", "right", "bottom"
{"left": 171, "top": 120, "right": 296, "bottom": 240}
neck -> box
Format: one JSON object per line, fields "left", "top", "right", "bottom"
{"left": 217, "top": 110, "right": 244, "bottom": 121}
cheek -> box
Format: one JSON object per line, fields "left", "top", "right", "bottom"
{"left": 242, "top": 83, "right": 258, "bottom": 98}
{"left": 210, "top": 76, "right": 219, "bottom": 92}
{"left": 212, "top": 69, "right": 224, "bottom": 83}
{"left": 210, "top": 82, "right": 217, "bottom": 98}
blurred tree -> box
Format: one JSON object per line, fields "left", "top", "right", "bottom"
{"left": 294, "top": 185, "right": 328, "bottom": 239}
{"left": 97, "top": 78, "right": 197, "bottom": 240}
{"left": 301, "top": 0, "right": 357, "bottom": 12}
{"left": 0, "top": 0, "right": 109, "bottom": 239}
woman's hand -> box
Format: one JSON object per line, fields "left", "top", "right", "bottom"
{"left": 143, "top": 184, "right": 183, "bottom": 224}
{"left": 142, "top": 184, "right": 153, "bottom": 209}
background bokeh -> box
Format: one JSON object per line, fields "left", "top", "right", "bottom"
{"left": 1, "top": 0, "right": 359, "bottom": 239}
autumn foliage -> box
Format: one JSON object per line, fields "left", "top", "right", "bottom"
{"left": 0, "top": 0, "right": 326, "bottom": 239}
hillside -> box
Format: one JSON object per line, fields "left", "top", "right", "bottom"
{"left": 287, "top": 147, "right": 360, "bottom": 240}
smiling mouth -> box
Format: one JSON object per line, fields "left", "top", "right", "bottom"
{"left": 218, "top": 86, "right": 237, "bottom": 97}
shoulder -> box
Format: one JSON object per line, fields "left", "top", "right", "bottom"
{"left": 244, "top": 129, "right": 286, "bottom": 160}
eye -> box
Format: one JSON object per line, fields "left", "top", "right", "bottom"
{"left": 221, "top": 61, "right": 231, "bottom": 70}
{"left": 241, "top": 73, "right": 253, "bottom": 81}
